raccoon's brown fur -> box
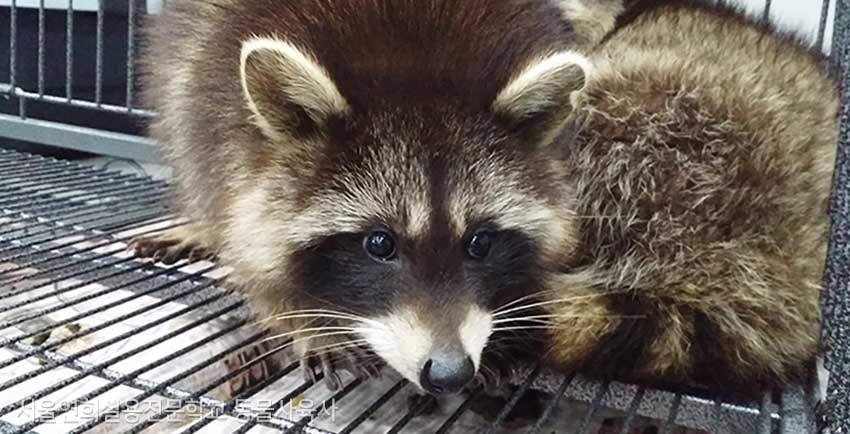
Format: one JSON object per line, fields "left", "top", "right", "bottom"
{"left": 544, "top": 0, "right": 838, "bottom": 393}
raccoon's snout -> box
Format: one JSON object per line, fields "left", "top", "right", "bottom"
{"left": 419, "top": 351, "right": 475, "bottom": 395}
{"left": 358, "top": 305, "right": 493, "bottom": 393}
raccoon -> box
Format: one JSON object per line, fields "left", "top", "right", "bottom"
{"left": 135, "top": 0, "right": 604, "bottom": 394}
{"left": 545, "top": 0, "right": 838, "bottom": 393}
{"left": 134, "top": 0, "right": 837, "bottom": 397}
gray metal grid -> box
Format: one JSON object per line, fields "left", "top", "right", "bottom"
{"left": 0, "top": 148, "right": 822, "bottom": 434}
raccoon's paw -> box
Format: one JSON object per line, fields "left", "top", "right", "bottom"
{"left": 475, "top": 361, "right": 512, "bottom": 396}
{"left": 468, "top": 387, "right": 547, "bottom": 429}
{"left": 129, "top": 226, "right": 215, "bottom": 265}
{"left": 295, "top": 339, "right": 381, "bottom": 391}
{"left": 224, "top": 340, "right": 284, "bottom": 399}
{"left": 405, "top": 393, "right": 440, "bottom": 417}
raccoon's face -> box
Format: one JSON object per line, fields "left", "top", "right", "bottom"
{"left": 235, "top": 37, "right": 590, "bottom": 394}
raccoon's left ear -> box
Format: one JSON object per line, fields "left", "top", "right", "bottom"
{"left": 240, "top": 36, "right": 350, "bottom": 140}
{"left": 492, "top": 51, "right": 591, "bottom": 147}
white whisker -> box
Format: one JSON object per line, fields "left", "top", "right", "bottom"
{"left": 306, "top": 340, "right": 371, "bottom": 357}
{"left": 244, "top": 330, "right": 363, "bottom": 367}
{"left": 492, "top": 326, "right": 560, "bottom": 332}
{"left": 269, "top": 313, "right": 363, "bottom": 323}
{"left": 259, "top": 326, "right": 359, "bottom": 344}
{"left": 252, "top": 308, "right": 373, "bottom": 326}
{"left": 271, "top": 311, "right": 385, "bottom": 328}
{"left": 491, "top": 290, "right": 553, "bottom": 314}
{"left": 492, "top": 313, "right": 615, "bottom": 324}
{"left": 492, "top": 293, "right": 614, "bottom": 318}
{"left": 492, "top": 318, "right": 559, "bottom": 326}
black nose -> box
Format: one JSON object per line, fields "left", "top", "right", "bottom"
{"left": 419, "top": 353, "right": 475, "bottom": 395}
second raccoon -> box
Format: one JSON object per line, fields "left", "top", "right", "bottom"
{"left": 548, "top": 0, "right": 837, "bottom": 392}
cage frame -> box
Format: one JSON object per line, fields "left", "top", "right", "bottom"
{"left": 0, "top": 0, "right": 848, "bottom": 433}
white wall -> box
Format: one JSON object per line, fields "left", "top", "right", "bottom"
{"left": 728, "top": 0, "right": 834, "bottom": 51}
{"left": 146, "top": 0, "right": 163, "bottom": 14}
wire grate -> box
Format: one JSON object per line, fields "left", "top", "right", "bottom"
{"left": 0, "top": 148, "right": 819, "bottom": 434}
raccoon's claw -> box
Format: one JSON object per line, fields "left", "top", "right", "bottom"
{"left": 131, "top": 236, "right": 215, "bottom": 265}
{"left": 299, "top": 351, "right": 344, "bottom": 390}
{"left": 481, "top": 370, "right": 506, "bottom": 396}
{"left": 130, "top": 237, "right": 178, "bottom": 260}
{"left": 343, "top": 347, "right": 382, "bottom": 380}
{"left": 320, "top": 352, "right": 345, "bottom": 391}
{"left": 300, "top": 356, "right": 320, "bottom": 384}
{"left": 406, "top": 393, "right": 439, "bottom": 417}
{"left": 298, "top": 343, "right": 381, "bottom": 390}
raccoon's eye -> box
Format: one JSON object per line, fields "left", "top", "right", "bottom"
{"left": 466, "top": 231, "right": 492, "bottom": 260}
{"left": 364, "top": 230, "right": 397, "bottom": 260}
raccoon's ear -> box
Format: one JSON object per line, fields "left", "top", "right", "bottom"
{"left": 240, "top": 37, "right": 350, "bottom": 140}
{"left": 492, "top": 51, "right": 591, "bottom": 147}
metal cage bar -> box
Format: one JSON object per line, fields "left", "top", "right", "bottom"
{"left": 36, "top": 0, "right": 44, "bottom": 97}
{"left": 94, "top": 0, "right": 103, "bottom": 106}
{"left": 817, "top": 0, "right": 850, "bottom": 431}
{"left": 66, "top": 0, "right": 73, "bottom": 101}
{"left": 125, "top": 0, "right": 135, "bottom": 111}
{"left": 817, "top": 0, "right": 832, "bottom": 54}
{"left": 8, "top": 0, "right": 16, "bottom": 91}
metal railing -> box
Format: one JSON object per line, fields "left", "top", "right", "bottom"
{"left": 2, "top": 0, "right": 157, "bottom": 161}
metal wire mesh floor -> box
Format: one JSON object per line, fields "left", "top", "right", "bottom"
{"left": 0, "top": 147, "right": 820, "bottom": 434}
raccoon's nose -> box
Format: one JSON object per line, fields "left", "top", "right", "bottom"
{"left": 419, "top": 352, "right": 475, "bottom": 395}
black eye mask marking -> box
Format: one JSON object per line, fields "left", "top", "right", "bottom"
{"left": 462, "top": 229, "right": 541, "bottom": 303}
{"left": 294, "top": 227, "right": 542, "bottom": 316}
{"left": 295, "top": 232, "right": 399, "bottom": 314}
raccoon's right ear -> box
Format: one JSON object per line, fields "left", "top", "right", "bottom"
{"left": 240, "top": 37, "right": 350, "bottom": 140}
{"left": 492, "top": 51, "right": 591, "bottom": 147}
